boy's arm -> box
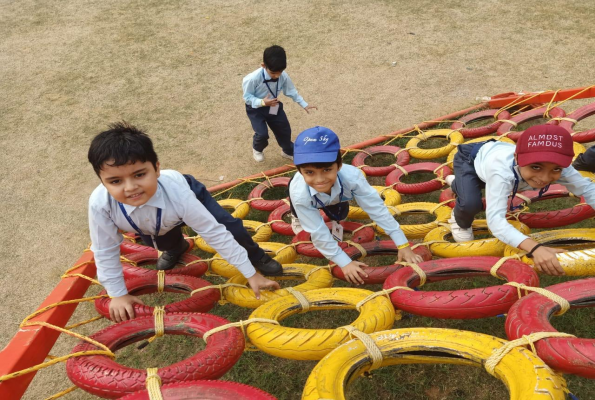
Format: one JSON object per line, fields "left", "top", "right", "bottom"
{"left": 242, "top": 74, "right": 266, "bottom": 108}
{"left": 281, "top": 73, "right": 308, "bottom": 108}
{"left": 88, "top": 203, "right": 128, "bottom": 298}
{"left": 557, "top": 167, "right": 595, "bottom": 207}
{"left": 484, "top": 176, "right": 529, "bottom": 248}
{"left": 292, "top": 201, "right": 352, "bottom": 267}
{"left": 351, "top": 169, "right": 408, "bottom": 246}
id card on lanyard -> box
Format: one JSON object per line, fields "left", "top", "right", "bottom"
{"left": 313, "top": 176, "right": 346, "bottom": 241}
{"left": 118, "top": 202, "right": 162, "bottom": 250}
{"left": 261, "top": 69, "right": 279, "bottom": 115}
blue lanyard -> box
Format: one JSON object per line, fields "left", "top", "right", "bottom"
{"left": 313, "top": 176, "right": 345, "bottom": 220}
{"left": 509, "top": 161, "right": 550, "bottom": 211}
{"left": 261, "top": 69, "right": 279, "bottom": 99}
{"left": 118, "top": 202, "right": 162, "bottom": 238}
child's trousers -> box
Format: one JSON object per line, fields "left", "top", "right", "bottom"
{"left": 573, "top": 146, "right": 595, "bottom": 172}
{"left": 139, "top": 175, "right": 266, "bottom": 262}
{"left": 451, "top": 142, "right": 488, "bottom": 229}
{"left": 246, "top": 102, "right": 293, "bottom": 155}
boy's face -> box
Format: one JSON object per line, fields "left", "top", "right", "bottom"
{"left": 516, "top": 158, "right": 563, "bottom": 189}
{"left": 99, "top": 160, "right": 161, "bottom": 206}
{"left": 299, "top": 163, "right": 340, "bottom": 195}
{"left": 261, "top": 63, "right": 283, "bottom": 80}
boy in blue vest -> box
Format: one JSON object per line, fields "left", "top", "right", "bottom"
{"left": 243, "top": 45, "right": 317, "bottom": 162}
{"left": 88, "top": 122, "right": 280, "bottom": 322}
{"left": 288, "top": 126, "right": 423, "bottom": 285}
{"left": 446, "top": 124, "right": 595, "bottom": 275}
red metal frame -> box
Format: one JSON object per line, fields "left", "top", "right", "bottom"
{"left": 2, "top": 85, "right": 593, "bottom": 399}
{"left": 487, "top": 85, "right": 595, "bottom": 108}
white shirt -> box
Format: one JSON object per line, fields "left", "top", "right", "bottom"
{"left": 289, "top": 164, "right": 409, "bottom": 267}
{"left": 242, "top": 67, "right": 308, "bottom": 109}
{"left": 89, "top": 170, "right": 255, "bottom": 297}
{"left": 474, "top": 141, "right": 595, "bottom": 247}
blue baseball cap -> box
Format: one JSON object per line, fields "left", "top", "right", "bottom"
{"left": 294, "top": 126, "right": 341, "bottom": 165}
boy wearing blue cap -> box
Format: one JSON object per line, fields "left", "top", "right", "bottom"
{"left": 288, "top": 126, "right": 423, "bottom": 284}
{"left": 243, "top": 45, "right": 317, "bottom": 162}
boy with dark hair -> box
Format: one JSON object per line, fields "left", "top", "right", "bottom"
{"left": 88, "top": 122, "right": 280, "bottom": 322}
{"left": 288, "top": 126, "right": 423, "bottom": 285}
{"left": 242, "top": 45, "right": 317, "bottom": 162}
{"left": 446, "top": 124, "right": 595, "bottom": 275}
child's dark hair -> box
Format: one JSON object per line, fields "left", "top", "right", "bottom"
{"left": 296, "top": 150, "right": 343, "bottom": 171}
{"left": 263, "top": 45, "right": 287, "bottom": 72}
{"left": 88, "top": 121, "right": 159, "bottom": 177}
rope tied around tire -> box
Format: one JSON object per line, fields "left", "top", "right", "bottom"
{"left": 304, "top": 265, "right": 332, "bottom": 280}
{"left": 285, "top": 287, "right": 311, "bottom": 313}
{"left": 339, "top": 325, "right": 384, "bottom": 371}
{"left": 351, "top": 222, "right": 376, "bottom": 234}
{"left": 550, "top": 116, "right": 578, "bottom": 124}
{"left": 398, "top": 262, "right": 427, "bottom": 286}
{"left": 157, "top": 270, "right": 165, "bottom": 292}
{"left": 504, "top": 283, "right": 570, "bottom": 315}
{"left": 145, "top": 367, "right": 163, "bottom": 400}
{"left": 344, "top": 241, "right": 367, "bottom": 258}
{"left": 485, "top": 331, "right": 576, "bottom": 377}
{"left": 141, "top": 306, "right": 166, "bottom": 348}
{"left": 392, "top": 164, "right": 408, "bottom": 176}
{"left": 191, "top": 283, "right": 246, "bottom": 299}
{"left": 497, "top": 119, "right": 518, "bottom": 127}
{"left": 355, "top": 286, "right": 413, "bottom": 311}
{"left": 411, "top": 240, "right": 450, "bottom": 250}
{"left": 429, "top": 199, "right": 455, "bottom": 215}
{"left": 386, "top": 206, "right": 401, "bottom": 216}
{"left": 489, "top": 255, "right": 522, "bottom": 279}
{"left": 202, "top": 318, "right": 280, "bottom": 342}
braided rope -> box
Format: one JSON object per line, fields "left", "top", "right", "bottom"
{"left": 202, "top": 318, "right": 280, "bottom": 342}
{"left": 145, "top": 368, "right": 163, "bottom": 400}
{"left": 157, "top": 270, "right": 165, "bottom": 293}
{"left": 285, "top": 287, "right": 311, "bottom": 313}
{"left": 399, "top": 262, "right": 427, "bottom": 286}
{"left": 485, "top": 331, "right": 576, "bottom": 377}
{"left": 339, "top": 326, "right": 384, "bottom": 371}
{"left": 504, "top": 283, "right": 570, "bottom": 316}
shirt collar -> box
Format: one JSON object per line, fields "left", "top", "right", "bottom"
{"left": 120, "top": 183, "right": 166, "bottom": 213}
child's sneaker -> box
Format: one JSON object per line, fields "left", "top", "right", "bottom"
{"left": 445, "top": 175, "right": 455, "bottom": 187}
{"left": 291, "top": 214, "right": 303, "bottom": 235}
{"left": 448, "top": 213, "right": 474, "bottom": 242}
{"left": 280, "top": 151, "right": 293, "bottom": 161}
{"left": 253, "top": 148, "right": 265, "bottom": 162}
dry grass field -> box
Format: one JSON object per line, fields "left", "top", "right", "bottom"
{"left": 2, "top": 0, "right": 595, "bottom": 398}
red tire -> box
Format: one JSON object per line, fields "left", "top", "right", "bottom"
{"left": 119, "top": 380, "right": 277, "bottom": 400}
{"left": 350, "top": 145, "right": 411, "bottom": 177}
{"left": 248, "top": 177, "right": 291, "bottom": 211}
{"left": 555, "top": 101, "right": 595, "bottom": 143}
{"left": 383, "top": 257, "right": 539, "bottom": 319}
{"left": 385, "top": 162, "right": 452, "bottom": 195}
{"left": 268, "top": 204, "right": 328, "bottom": 236}
{"left": 331, "top": 240, "right": 432, "bottom": 285}
{"left": 66, "top": 313, "right": 244, "bottom": 399}
{"left": 450, "top": 109, "right": 511, "bottom": 138}
{"left": 120, "top": 236, "right": 194, "bottom": 256}
{"left": 496, "top": 106, "right": 566, "bottom": 141}
{"left": 94, "top": 274, "right": 220, "bottom": 320}
{"left": 438, "top": 188, "right": 457, "bottom": 208}
{"left": 122, "top": 250, "right": 208, "bottom": 280}
{"left": 505, "top": 278, "right": 595, "bottom": 378}
{"left": 291, "top": 221, "right": 376, "bottom": 258}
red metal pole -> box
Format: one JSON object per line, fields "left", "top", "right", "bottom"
{"left": 487, "top": 85, "right": 595, "bottom": 108}
{"left": 0, "top": 252, "right": 96, "bottom": 400}
{"left": 207, "top": 102, "right": 488, "bottom": 193}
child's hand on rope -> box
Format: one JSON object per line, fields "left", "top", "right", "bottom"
{"left": 397, "top": 246, "right": 424, "bottom": 264}
{"left": 109, "top": 294, "right": 145, "bottom": 323}
{"left": 532, "top": 246, "right": 566, "bottom": 276}
{"left": 342, "top": 261, "right": 368, "bottom": 285}
{"left": 247, "top": 273, "right": 281, "bottom": 299}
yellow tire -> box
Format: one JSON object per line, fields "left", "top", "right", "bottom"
{"left": 347, "top": 186, "right": 402, "bottom": 220}
{"left": 222, "top": 264, "right": 334, "bottom": 308}
{"left": 503, "top": 229, "right": 595, "bottom": 276}
{"left": 194, "top": 220, "right": 272, "bottom": 254}
{"left": 246, "top": 288, "right": 395, "bottom": 360}
{"left": 579, "top": 170, "right": 595, "bottom": 182}
{"left": 216, "top": 199, "right": 250, "bottom": 219}
{"left": 302, "top": 328, "right": 567, "bottom": 400}
{"left": 211, "top": 241, "right": 297, "bottom": 278}
{"left": 405, "top": 129, "right": 464, "bottom": 160}
{"left": 423, "top": 219, "right": 530, "bottom": 257}
{"left": 573, "top": 141, "right": 586, "bottom": 160}
{"left": 446, "top": 135, "right": 515, "bottom": 166}
{"left": 375, "top": 202, "right": 452, "bottom": 239}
